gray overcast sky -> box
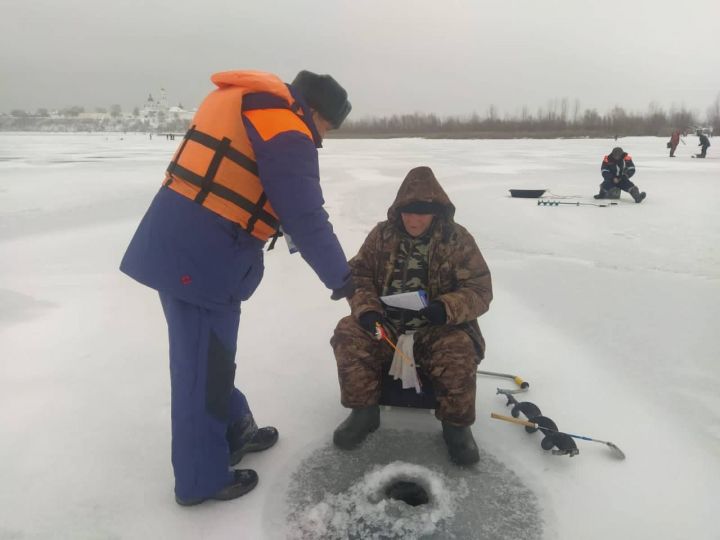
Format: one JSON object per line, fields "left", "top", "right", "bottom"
{"left": 1, "top": 0, "right": 719, "bottom": 118}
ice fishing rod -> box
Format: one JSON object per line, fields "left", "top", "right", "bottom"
{"left": 491, "top": 413, "right": 626, "bottom": 460}
{"left": 476, "top": 370, "right": 529, "bottom": 393}
{"left": 538, "top": 199, "right": 617, "bottom": 208}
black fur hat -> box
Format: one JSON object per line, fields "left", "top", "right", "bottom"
{"left": 291, "top": 70, "right": 352, "bottom": 128}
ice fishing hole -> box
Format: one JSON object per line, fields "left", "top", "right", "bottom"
{"left": 383, "top": 479, "right": 430, "bottom": 506}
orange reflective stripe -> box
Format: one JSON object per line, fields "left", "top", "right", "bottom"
{"left": 243, "top": 109, "right": 313, "bottom": 142}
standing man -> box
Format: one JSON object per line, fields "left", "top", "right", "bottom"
{"left": 668, "top": 129, "right": 681, "bottom": 157}
{"left": 120, "top": 70, "right": 354, "bottom": 506}
{"left": 595, "top": 146, "right": 646, "bottom": 203}
{"left": 697, "top": 131, "right": 711, "bottom": 158}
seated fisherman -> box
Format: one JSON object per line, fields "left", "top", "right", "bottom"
{"left": 595, "top": 146, "right": 646, "bottom": 203}
{"left": 330, "top": 166, "right": 493, "bottom": 465}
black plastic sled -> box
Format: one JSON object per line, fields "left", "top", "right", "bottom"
{"left": 509, "top": 189, "right": 546, "bottom": 198}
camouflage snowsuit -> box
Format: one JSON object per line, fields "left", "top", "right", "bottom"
{"left": 331, "top": 167, "right": 493, "bottom": 426}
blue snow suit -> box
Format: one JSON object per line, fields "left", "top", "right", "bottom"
{"left": 120, "top": 76, "right": 350, "bottom": 501}
{"left": 698, "top": 134, "right": 710, "bottom": 158}
{"left": 600, "top": 152, "right": 637, "bottom": 192}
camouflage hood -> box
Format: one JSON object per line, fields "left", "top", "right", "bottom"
{"left": 347, "top": 166, "right": 492, "bottom": 361}
{"left": 387, "top": 166, "right": 456, "bottom": 224}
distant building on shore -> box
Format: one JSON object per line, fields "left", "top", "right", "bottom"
{"left": 139, "top": 88, "right": 195, "bottom": 128}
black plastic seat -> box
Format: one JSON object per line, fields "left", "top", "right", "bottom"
{"left": 379, "top": 367, "right": 438, "bottom": 409}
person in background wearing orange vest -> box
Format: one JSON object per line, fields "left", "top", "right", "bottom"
{"left": 120, "top": 70, "right": 355, "bottom": 506}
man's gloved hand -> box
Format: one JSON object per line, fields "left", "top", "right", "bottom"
{"left": 419, "top": 301, "right": 447, "bottom": 325}
{"left": 331, "top": 277, "right": 356, "bottom": 301}
{"left": 358, "top": 311, "right": 386, "bottom": 334}
{"left": 613, "top": 177, "right": 620, "bottom": 184}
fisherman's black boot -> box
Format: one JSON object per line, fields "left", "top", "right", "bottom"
{"left": 175, "top": 469, "right": 259, "bottom": 506}
{"left": 593, "top": 189, "right": 608, "bottom": 200}
{"left": 333, "top": 405, "right": 380, "bottom": 449}
{"left": 228, "top": 416, "right": 279, "bottom": 466}
{"left": 629, "top": 185, "right": 646, "bottom": 203}
{"left": 442, "top": 422, "right": 479, "bottom": 466}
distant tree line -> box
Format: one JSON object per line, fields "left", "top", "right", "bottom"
{"left": 0, "top": 104, "right": 190, "bottom": 133}
{"left": 337, "top": 96, "right": 720, "bottom": 139}
{"left": 3, "top": 94, "right": 719, "bottom": 138}
{"left": 8, "top": 105, "right": 124, "bottom": 118}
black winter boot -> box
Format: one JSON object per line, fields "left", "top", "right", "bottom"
{"left": 442, "top": 423, "right": 479, "bottom": 466}
{"left": 333, "top": 405, "right": 380, "bottom": 449}
{"left": 175, "top": 469, "right": 259, "bottom": 506}
{"left": 593, "top": 190, "right": 608, "bottom": 200}
{"left": 228, "top": 417, "right": 279, "bottom": 466}
{"left": 629, "top": 186, "right": 646, "bottom": 203}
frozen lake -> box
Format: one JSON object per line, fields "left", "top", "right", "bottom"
{"left": 0, "top": 132, "right": 718, "bottom": 539}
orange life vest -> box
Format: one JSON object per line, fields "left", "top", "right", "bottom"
{"left": 164, "top": 71, "right": 313, "bottom": 242}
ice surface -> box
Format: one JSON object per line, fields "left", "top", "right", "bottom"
{"left": 0, "top": 133, "right": 718, "bottom": 539}
{"left": 283, "top": 420, "right": 541, "bottom": 540}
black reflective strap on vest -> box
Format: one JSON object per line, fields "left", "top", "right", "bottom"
{"left": 165, "top": 125, "right": 197, "bottom": 186}
{"left": 194, "top": 136, "right": 231, "bottom": 204}
{"left": 267, "top": 229, "right": 283, "bottom": 251}
{"left": 169, "top": 162, "right": 279, "bottom": 230}
{"left": 165, "top": 127, "right": 279, "bottom": 233}
{"left": 245, "top": 193, "right": 267, "bottom": 234}
{"left": 183, "top": 129, "right": 259, "bottom": 176}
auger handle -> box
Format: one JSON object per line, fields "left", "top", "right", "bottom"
{"left": 491, "top": 412, "right": 536, "bottom": 428}
{"left": 492, "top": 415, "right": 626, "bottom": 459}
{"left": 477, "top": 370, "right": 530, "bottom": 389}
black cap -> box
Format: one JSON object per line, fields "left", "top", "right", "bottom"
{"left": 398, "top": 201, "right": 444, "bottom": 215}
{"left": 291, "top": 70, "right": 352, "bottom": 128}
{"left": 611, "top": 146, "right": 624, "bottom": 156}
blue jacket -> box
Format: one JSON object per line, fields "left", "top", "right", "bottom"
{"left": 120, "top": 81, "right": 350, "bottom": 310}
{"left": 601, "top": 153, "right": 636, "bottom": 182}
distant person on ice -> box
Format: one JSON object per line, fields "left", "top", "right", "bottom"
{"left": 668, "top": 129, "right": 681, "bottom": 157}
{"left": 120, "top": 70, "right": 354, "bottom": 506}
{"left": 696, "top": 131, "right": 711, "bottom": 158}
{"left": 330, "top": 166, "right": 493, "bottom": 466}
{"left": 595, "top": 146, "right": 646, "bottom": 203}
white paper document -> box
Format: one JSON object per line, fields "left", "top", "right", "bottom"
{"left": 380, "top": 290, "right": 428, "bottom": 311}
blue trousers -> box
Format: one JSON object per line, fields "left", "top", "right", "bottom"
{"left": 600, "top": 176, "right": 635, "bottom": 193}
{"left": 159, "top": 292, "right": 252, "bottom": 500}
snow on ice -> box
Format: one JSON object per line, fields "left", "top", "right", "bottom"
{"left": 0, "top": 133, "right": 718, "bottom": 539}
